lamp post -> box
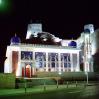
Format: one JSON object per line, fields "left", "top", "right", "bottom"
{"left": 85, "top": 71, "right": 88, "bottom": 85}
{"left": 85, "top": 54, "right": 91, "bottom": 85}
{"left": 84, "top": 55, "right": 89, "bottom": 85}
{"left": 84, "top": 32, "right": 91, "bottom": 86}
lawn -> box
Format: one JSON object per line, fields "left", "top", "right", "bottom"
{"left": 0, "top": 84, "right": 99, "bottom": 99}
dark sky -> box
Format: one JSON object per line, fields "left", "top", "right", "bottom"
{"left": 0, "top": 0, "right": 99, "bottom": 72}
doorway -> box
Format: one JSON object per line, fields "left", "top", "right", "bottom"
{"left": 22, "top": 64, "right": 31, "bottom": 78}
{"left": 25, "top": 64, "right": 31, "bottom": 78}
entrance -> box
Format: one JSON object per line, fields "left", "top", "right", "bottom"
{"left": 26, "top": 64, "right": 31, "bottom": 78}
{"left": 22, "top": 64, "right": 32, "bottom": 78}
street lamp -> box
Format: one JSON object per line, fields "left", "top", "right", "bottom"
{"left": 85, "top": 54, "right": 91, "bottom": 85}
{"left": 83, "top": 55, "right": 89, "bottom": 85}
{"left": 85, "top": 71, "right": 88, "bottom": 85}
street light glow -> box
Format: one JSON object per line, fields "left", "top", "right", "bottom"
{"left": 0, "top": 0, "right": 12, "bottom": 13}
{"left": 0, "top": 0, "right": 2, "bottom": 4}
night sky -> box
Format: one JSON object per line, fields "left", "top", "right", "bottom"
{"left": 0, "top": 0, "right": 99, "bottom": 72}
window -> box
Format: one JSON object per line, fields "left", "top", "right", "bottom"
{"left": 61, "top": 53, "right": 71, "bottom": 68}
{"left": 21, "top": 51, "right": 33, "bottom": 60}
{"left": 35, "top": 52, "right": 46, "bottom": 68}
{"left": 48, "top": 53, "right": 58, "bottom": 68}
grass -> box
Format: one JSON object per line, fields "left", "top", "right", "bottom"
{"left": 0, "top": 85, "right": 80, "bottom": 96}
{"left": 0, "top": 86, "right": 83, "bottom": 99}
{"left": 0, "top": 84, "right": 99, "bottom": 99}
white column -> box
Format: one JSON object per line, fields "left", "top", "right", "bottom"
{"left": 84, "top": 61, "right": 87, "bottom": 72}
{"left": 70, "top": 53, "right": 73, "bottom": 72}
{"left": 16, "top": 49, "right": 21, "bottom": 77}
{"left": 32, "top": 51, "right": 35, "bottom": 75}
{"left": 67, "top": 55, "right": 68, "bottom": 72}
{"left": 83, "top": 51, "right": 87, "bottom": 72}
{"left": 33, "top": 51, "right": 35, "bottom": 67}
{"left": 55, "top": 55, "right": 56, "bottom": 72}
{"left": 63, "top": 55, "right": 65, "bottom": 72}
{"left": 9, "top": 48, "right": 12, "bottom": 73}
{"left": 10, "top": 48, "right": 12, "bottom": 73}
{"left": 4, "top": 47, "right": 12, "bottom": 73}
{"left": 76, "top": 52, "right": 80, "bottom": 71}
{"left": 91, "top": 58, "right": 94, "bottom": 72}
{"left": 46, "top": 52, "right": 48, "bottom": 72}
{"left": 87, "top": 62, "right": 90, "bottom": 72}
{"left": 19, "top": 50, "right": 22, "bottom": 76}
{"left": 49, "top": 54, "right": 51, "bottom": 71}
{"left": 84, "top": 54, "right": 90, "bottom": 72}
{"left": 58, "top": 53, "right": 61, "bottom": 74}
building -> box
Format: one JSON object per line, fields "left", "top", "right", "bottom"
{"left": 4, "top": 23, "right": 95, "bottom": 78}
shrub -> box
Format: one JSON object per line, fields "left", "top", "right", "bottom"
{"left": 0, "top": 73, "right": 15, "bottom": 89}
{"left": 15, "top": 78, "right": 56, "bottom": 88}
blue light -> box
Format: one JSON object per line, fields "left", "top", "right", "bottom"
{"left": 10, "top": 35, "right": 21, "bottom": 45}
{"left": 68, "top": 41, "right": 77, "bottom": 48}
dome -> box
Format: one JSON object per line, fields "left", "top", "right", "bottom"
{"left": 68, "top": 41, "right": 77, "bottom": 48}
{"left": 10, "top": 34, "right": 21, "bottom": 45}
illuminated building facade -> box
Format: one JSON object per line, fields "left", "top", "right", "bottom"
{"left": 4, "top": 23, "right": 95, "bottom": 77}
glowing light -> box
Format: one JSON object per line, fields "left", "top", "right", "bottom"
{"left": 88, "top": 54, "right": 91, "bottom": 59}
{"left": 0, "top": 0, "right": 2, "bottom": 4}
{"left": 0, "top": 0, "right": 11, "bottom": 13}
{"left": 58, "top": 72, "right": 62, "bottom": 75}
{"left": 26, "top": 64, "right": 31, "bottom": 68}
{"left": 53, "top": 37, "right": 61, "bottom": 42}
{"left": 43, "top": 38, "right": 47, "bottom": 41}
{"left": 26, "top": 31, "right": 32, "bottom": 39}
